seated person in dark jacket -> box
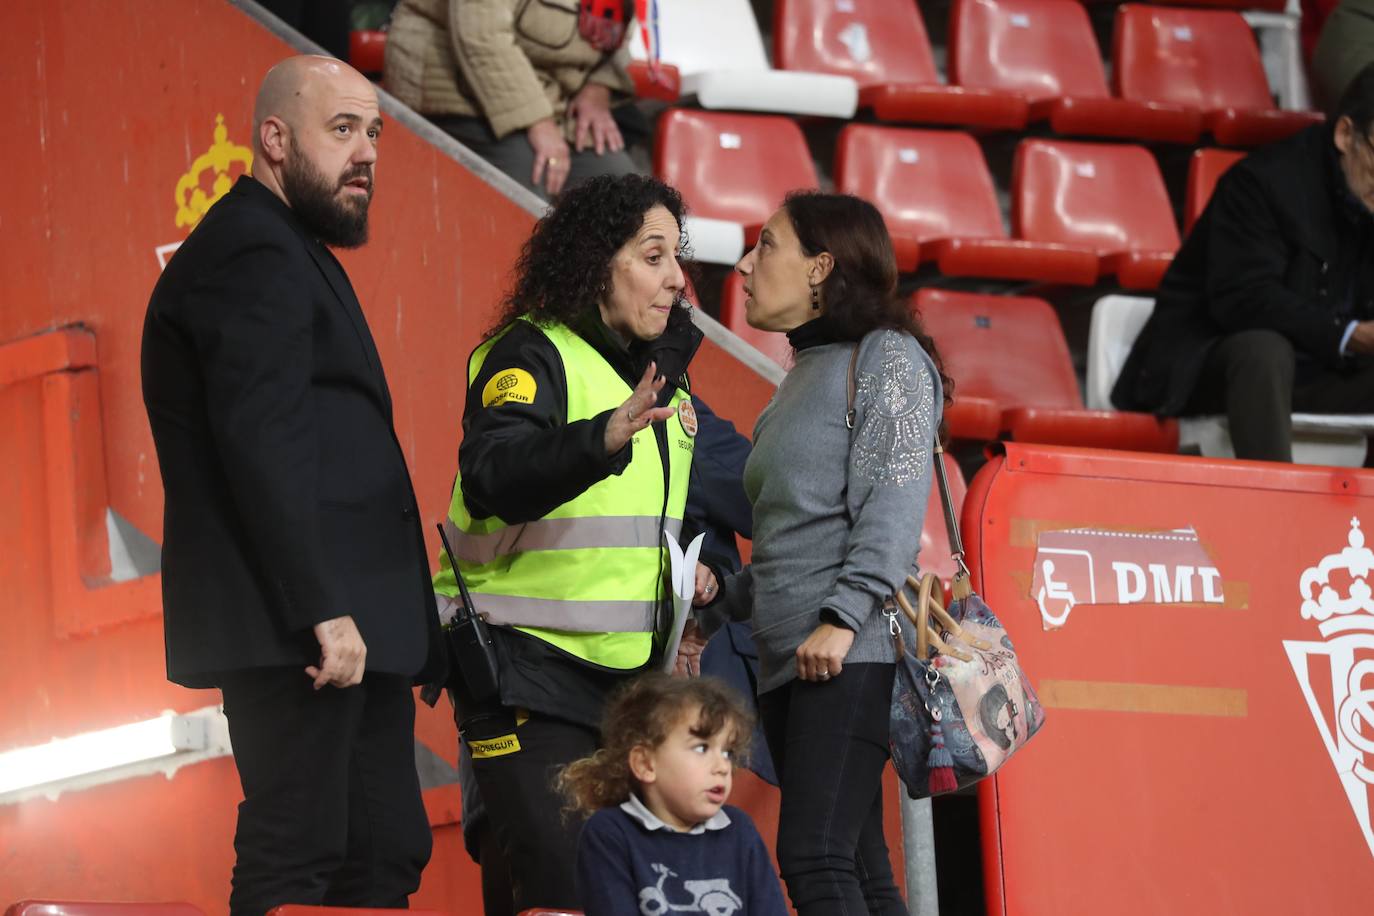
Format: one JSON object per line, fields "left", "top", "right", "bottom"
{"left": 1112, "top": 62, "right": 1374, "bottom": 463}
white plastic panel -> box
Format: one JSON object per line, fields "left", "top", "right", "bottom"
{"left": 629, "top": 0, "right": 771, "bottom": 74}
{"left": 1085, "top": 294, "right": 1154, "bottom": 410}
{"left": 686, "top": 70, "right": 859, "bottom": 118}
{"left": 629, "top": 0, "right": 858, "bottom": 117}
{"left": 682, "top": 215, "right": 745, "bottom": 265}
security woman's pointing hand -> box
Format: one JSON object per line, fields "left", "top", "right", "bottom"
{"left": 604, "top": 360, "right": 678, "bottom": 454}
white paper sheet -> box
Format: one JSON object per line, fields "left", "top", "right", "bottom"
{"left": 662, "top": 530, "right": 706, "bottom": 672}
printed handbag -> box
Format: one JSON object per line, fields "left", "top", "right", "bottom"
{"left": 844, "top": 345, "right": 1044, "bottom": 799}
{"left": 888, "top": 559, "right": 1045, "bottom": 798}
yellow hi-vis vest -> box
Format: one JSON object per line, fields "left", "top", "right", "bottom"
{"left": 433, "top": 319, "right": 694, "bottom": 670}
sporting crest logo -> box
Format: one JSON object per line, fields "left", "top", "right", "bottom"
{"left": 1285, "top": 517, "right": 1374, "bottom": 859}
{"left": 156, "top": 114, "right": 253, "bottom": 269}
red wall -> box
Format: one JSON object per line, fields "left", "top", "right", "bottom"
{"left": 0, "top": 1, "right": 787, "bottom": 911}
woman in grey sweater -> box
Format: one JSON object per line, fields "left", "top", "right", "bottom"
{"left": 700, "top": 192, "right": 949, "bottom": 915}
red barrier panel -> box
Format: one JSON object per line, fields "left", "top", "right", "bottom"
{"left": 966, "top": 444, "right": 1374, "bottom": 915}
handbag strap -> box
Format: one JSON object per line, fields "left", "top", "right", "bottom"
{"left": 848, "top": 343, "right": 972, "bottom": 597}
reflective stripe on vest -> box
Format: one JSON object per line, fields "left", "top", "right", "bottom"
{"left": 434, "top": 318, "right": 694, "bottom": 669}
{"left": 443, "top": 516, "right": 683, "bottom": 567}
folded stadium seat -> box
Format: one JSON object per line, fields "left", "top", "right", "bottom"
{"left": 916, "top": 288, "right": 1179, "bottom": 451}
{"left": 626, "top": 61, "right": 684, "bottom": 103}
{"left": 772, "top": 0, "right": 1028, "bottom": 129}
{"left": 1014, "top": 138, "right": 1180, "bottom": 290}
{"left": 266, "top": 909, "right": 448, "bottom": 916}
{"left": 1185, "top": 148, "right": 1246, "bottom": 234}
{"left": 5, "top": 905, "right": 206, "bottom": 916}
{"left": 718, "top": 272, "right": 795, "bottom": 369}
{"left": 1124, "top": 0, "right": 1287, "bottom": 13}
{"left": 655, "top": 109, "right": 819, "bottom": 261}
{"left": 1086, "top": 295, "right": 1374, "bottom": 466}
{"left": 834, "top": 124, "right": 1100, "bottom": 284}
{"left": 627, "top": 0, "right": 858, "bottom": 117}
{"left": 947, "top": 0, "right": 1202, "bottom": 143}
{"left": 349, "top": 30, "right": 386, "bottom": 79}
{"left": 1113, "top": 4, "right": 1324, "bottom": 147}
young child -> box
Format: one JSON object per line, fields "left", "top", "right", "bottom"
{"left": 559, "top": 674, "right": 788, "bottom": 916}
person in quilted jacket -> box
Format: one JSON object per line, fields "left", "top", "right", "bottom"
{"left": 385, "top": 0, "right": 640, "bottom": 199}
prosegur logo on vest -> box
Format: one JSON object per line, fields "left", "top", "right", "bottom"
{"left": 483, "top": 369, "right": 537, "bottom": 408}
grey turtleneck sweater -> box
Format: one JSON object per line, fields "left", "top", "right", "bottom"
{"left": 706, "top": 326, "right": 943, "bottom": 695}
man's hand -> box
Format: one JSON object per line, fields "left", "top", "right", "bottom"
{"left": 673, "top": 619, "right": 707, "bottom": 678}
{"left": 527, "top": 118, "right": 572, "bottom": 197}
{"left": 605, "top": 361, "right": 677, "bottom": 455}
{"left": 306, "top": 615, "right": 367, "bottom": 689}
{"left": 568, "top": 83, "right": 624, "bottom": 155}
{"left": 796, "top": 621, "right": 855, "bottom": 683}
{"left": 1348, "top": 320, "right": 1374, "bottom": 356}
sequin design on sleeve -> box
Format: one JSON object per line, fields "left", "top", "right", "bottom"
{"left": 852, "top": 333, "right": 934, "bottom": 486}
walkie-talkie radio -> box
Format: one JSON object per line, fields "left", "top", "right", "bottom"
{"left": 435, "top": 524, "right": 501, "bottom": 703}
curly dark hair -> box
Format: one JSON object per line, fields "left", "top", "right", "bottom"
{"left": 557, "top": 674, "right": 754, "bottom": 816}
{"left": 782, "top": 191, "right": 954, "bottom": 407}
{"left": 487, "top": 174, "right": 691, "bottom": 337}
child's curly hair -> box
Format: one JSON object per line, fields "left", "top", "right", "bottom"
{"left": 558, "top": 674, "right": 755, "bottom": 816}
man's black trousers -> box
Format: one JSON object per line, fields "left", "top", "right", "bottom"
{"left": 220, "top": 668, "right": 432, "bottom": 916}
{"left": 1185, "top": 328, "right": 1374, "bottom": 462}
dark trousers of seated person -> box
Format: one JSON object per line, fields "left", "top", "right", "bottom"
{"left": 219, "top": 668, "right": 431, "bottom": 916}
{"left": 432, "top": 116, "right": 638, "bottom": 201}
{"left": 759, "top": 663, "right": 907, "bottom": 916}
{"left": 1185, "top": 328, "right": 1374, "bottom": 463}
{"left": 455, "top": 700, "right": 596, "bottom": 913}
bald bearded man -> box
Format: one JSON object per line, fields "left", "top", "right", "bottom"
{"left": 142, "top": 57, "right": 444, "bottom": 915}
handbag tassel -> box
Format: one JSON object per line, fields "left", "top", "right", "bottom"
{"left": 927, "top": 718, "right": 958, "bottom": 794}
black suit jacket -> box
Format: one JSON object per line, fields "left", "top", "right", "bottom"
{"left": 142, "top": 176, "right": 443, "bottom": 688}
{"left": 1112, "top": 124, "right": 1374, "bottom": 416}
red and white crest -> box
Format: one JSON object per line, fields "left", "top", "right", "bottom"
{"left": 677, "top": 399, "right": 698, "bottom": 438}
{"left": 1286, "top": 517, "right": 1374, "bottom": 860}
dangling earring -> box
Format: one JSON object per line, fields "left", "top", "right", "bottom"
{"left": 810, "top": 284, "right": 821, "bottom": 311}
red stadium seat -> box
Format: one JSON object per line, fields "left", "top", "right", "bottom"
{"left": 627, "top": 61, "right": 683, "bottom": 102}
{"left": 948, "top": 0, "right": 1201, "bottom": 143}
{"left": 267, "top": 909, "right": 447, "bottom": 916}
{"left": 1185, "top": 148, "right": 1246, "bottom": 234}
{"left": 942, "top": 396, "right": 1004, "bottom": 442}
{"left": 348, "top": 30, "right": 386, "bottom": 77}
{"left": 1014, "top": 139, "right": 1180, "bottom": 290}
{"left": 5, "top": 905, "right": 205, "bottom": 916}
{"left": 833, "top": 125, "right": 1099, "bottom": 284}
{"left": 773, "top": 0, "right": 1028, "bottom": 129}
{"left": 915, "top": 289, "right": 1178, "bottom": 452}
{"left": 654, "top": 109, "right": 818, "bottom": 245}
{"left": 1136, "top": 0, "right": 1287, "bottom": 15}
{"left": 1113, "top": 5, "right": 1323, "bottom": 147}
{"left": 719, "top": 273, "right": 795, "bottom": 369}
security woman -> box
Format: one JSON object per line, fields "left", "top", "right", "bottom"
{"left": 433, "top": 174, "right": 704, "bottom": 915}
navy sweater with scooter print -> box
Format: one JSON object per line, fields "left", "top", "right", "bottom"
{"left": 575, "top": 799, "right": 788, "bottom": 916}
